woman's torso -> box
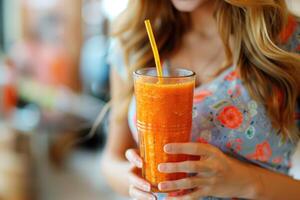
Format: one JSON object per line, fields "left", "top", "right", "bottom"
{"left": 106, "top": 15, "right": 300, "bottom": 200}
{"left": 125, "top": 16, "right": 300, "bottom": 200}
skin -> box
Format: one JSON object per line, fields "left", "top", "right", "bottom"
{"left": 170, "top": 0, "right": 226, "bottom": 86}
{"left": 101, "top": 0, "right": 300, "bottom": 199}
{"left": 171, "top": 0, "right": 210, "bottom": 12}
{"left": 126, "top": 143, "right": 300, "bottom": 200}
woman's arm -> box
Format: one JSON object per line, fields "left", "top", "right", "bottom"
{"left": 250, "top": 163, "right": 300, "bottom": 200}
{"left": 100, "top": 68, "right": 136, "bottom": 196}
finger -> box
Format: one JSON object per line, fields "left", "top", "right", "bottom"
{"left": 164, "top": 143, "right": 218, "bottom": 156}
{"left": 165, "top": 187, "right": 208, "bottom": 200}
{"left": 129, "top": 185, "right": 156, "bottom": 200}
{"left": 158, "top": 161, "right": 212, "bottom": 174}
{"left": 126, "top": 149, "right": 143, "bottom": 168}
{"left": 158, "top": 176, "right": 211, "bottom": 192}
{"left": 129, "top": 169, "right": 151, "bottom": 192}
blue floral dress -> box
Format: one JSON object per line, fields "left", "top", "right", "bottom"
{"left": 109, "top": 16, "right": 300, "bottom": 200}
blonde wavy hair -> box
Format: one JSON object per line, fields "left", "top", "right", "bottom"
{"left": 111, "top": 0, "right": 300, "bottom": 140}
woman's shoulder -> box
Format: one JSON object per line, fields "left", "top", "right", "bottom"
{"left": 279, "top": 15, "right": 300, "bottom": 53}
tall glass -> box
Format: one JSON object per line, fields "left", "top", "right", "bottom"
{"left": 134, "top": 68, "right": 195, "bottom": 192}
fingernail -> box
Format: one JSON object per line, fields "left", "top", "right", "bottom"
{"left": 143, "top": 184, "right": 151, "bottom": 192}
{"left": 150, "top": 196, "right": 156, "bottom": 200}
{"left": 164, "top": 144, "right": 171, "bottom": 152}
{"left": 125, "top": 150, "right": 133, "bottom": 162}
{"left": 138, "top": 162, "right": 143, "bottom": 168}
{"left": 125, "top": 150, "right": 130, "bottom": 160}
{"left": 158, "top": 183, "right": 167, "bottom": 190}
{"left": 136, "top": 159, "right": 143, "bottom": 168}
{"left": 158, "top": 164, "right": 165, "bottom": 172}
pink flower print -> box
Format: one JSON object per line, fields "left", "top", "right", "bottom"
{"left": 197, "top": 137, "right": 209, "bottom": 144}
{"left": 217, "top": 106, "right": 243, "bottom": 129}
{"left": 235, "top": 138, "right": 242, "bottom": 143}
{"left": 194, "top": 90, "right": 213, "bottom": 103}
{"left": 198, "top": 130, "right": 212, "bottom": 143}
{"left": 226, "top": 142, "right": 232, "bottom": 149}
{"left": 227, "top": 85, "right": 241, "bottom": 98}
{"left": 272, "top": 157, "right": 283, "bottom": 164}
{"left": 226, "top": 138, "right": 243, "bottom": 153}
{"left": 247, "top": 141, "right": 272, "bottom": 162}
{"left": 225, "top": 71, "right": 239, "bottom": 81}
{"left": 234, "top": 138, "right": 243, "bottom": 152}
{"left": 279, "top": 15, "right": 297, "bottom": 44}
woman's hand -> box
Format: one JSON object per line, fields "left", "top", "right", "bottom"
{"left": 125, "top": 149, "right": 156, "bottom": 200}
{"left": 158, "top": 143, "right": 260, "bottom": 199}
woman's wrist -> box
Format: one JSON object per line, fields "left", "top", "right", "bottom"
{"left": 230, "top": 157, "right": 264, "bottom": 199}
{"left": 241, "top": 163, "right": 266, "bottom": 200}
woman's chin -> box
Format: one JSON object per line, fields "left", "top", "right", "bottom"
{"left": 171, "top": 0, "right": 208, "bottom": 12}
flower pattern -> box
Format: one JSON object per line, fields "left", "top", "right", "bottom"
{"left": 217, "top": 106, "right": 243, "bottom": 129}
{"left": 279, "top": 15, "right": 298, "bottom": 44}
{"left": 225, "top": 71, "right": 239, "bottom": 81}
{"left": 226, "top": 138, "right": 243, "bottom": 153}
{"left": 192, "top": 106, "right": 198, "bottom": 118}
{"left": 245, "top": 126, "right": 255, "bottom": 139}
{"left": 227, "top": 85, "right": 241, "bottom": 99}
{"left": 247, "top": 141, "right": 273, "bottom": 162}
{"left": 194, "top": 90, "right": 213, "bottom": 103}
{"left": 197, "top": 137, "right": 209, "bottom": 144}
{"left": 272, "top": 157, "right": 283, "bottom": 164}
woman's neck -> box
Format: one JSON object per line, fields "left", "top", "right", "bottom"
{"left": 190, "top": 1, "right": 218, "bottom": 39}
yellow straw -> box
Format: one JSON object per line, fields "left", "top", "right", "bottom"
{"left": 144, "top": 19, "right": 163, "bottom": 77}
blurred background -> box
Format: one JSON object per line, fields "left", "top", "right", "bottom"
{"left": 0, "top": 0, "right": 129, "bottom": 199}
{"left": 0, "top": 0, "right": 299, "bottom": 200}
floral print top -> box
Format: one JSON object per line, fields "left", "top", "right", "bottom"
{"left": 108, "top": 15, "right": 300, "bottom": 200}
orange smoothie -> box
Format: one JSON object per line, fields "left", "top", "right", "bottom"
{"left": 134, "top": 68, "right": 195, "bottom": 192}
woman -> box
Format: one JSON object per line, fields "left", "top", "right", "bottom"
{"left": 101, "top": 0, "right": 300, "bottom": 199}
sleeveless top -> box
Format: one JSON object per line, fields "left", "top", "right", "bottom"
{"left": 108, "top": 16, "right": 300, "bottom": 200}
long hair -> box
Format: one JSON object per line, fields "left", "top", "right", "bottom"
{"left": 111, "top": 0, "right": 300, "bottom": 140}
{"left": 111, "top": 0, "right": 190, "bottom": 79}
{"left": 216, "top": 0, "right": 300, "bottom": 140}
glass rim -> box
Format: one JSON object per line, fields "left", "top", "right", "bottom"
{"left": 133, "top": 67, "right": 196, "bottom": 79}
